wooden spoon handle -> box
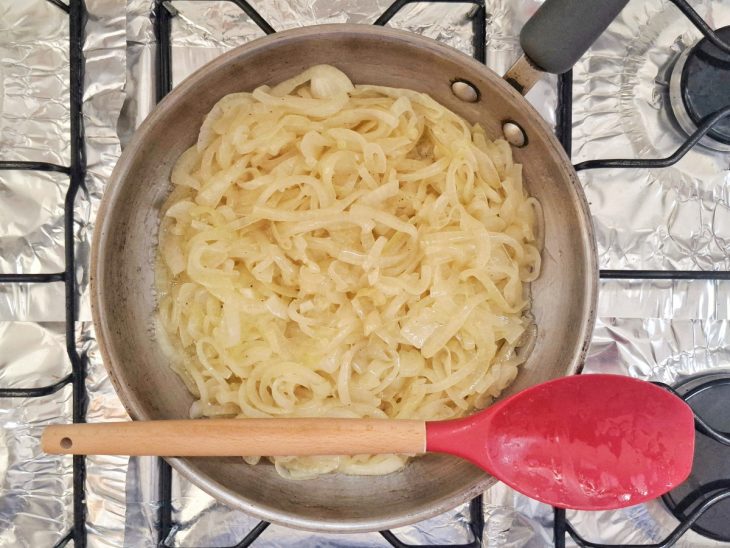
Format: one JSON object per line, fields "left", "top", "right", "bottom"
{"left": 42, "top": 418, "right": 427, "bottom": 456}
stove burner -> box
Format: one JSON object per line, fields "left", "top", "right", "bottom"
{"left": 662, "top": 372, "right": 730, "bottom": 542}
{"left": 669, "top": 25, "right": 730, "bottom": 152}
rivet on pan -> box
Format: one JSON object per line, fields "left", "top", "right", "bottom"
{"left": 502, "top": 121, "right": 527, "bottom": 147}
{"left": 451, "top": 80, "right": 479, "bottom": 103}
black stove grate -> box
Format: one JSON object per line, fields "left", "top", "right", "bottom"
{"left": 0, "top": 1, "right": 88, "bottom": 547}
{"left": 661, "top": 376, "right": 730, "bottom": 543}
{"left": 1, "top": 0, "right": 729, "bottom": 546}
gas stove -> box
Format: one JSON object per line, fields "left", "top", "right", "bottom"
{"left": 1, "top": 0, "right": 729, "bottom": 546}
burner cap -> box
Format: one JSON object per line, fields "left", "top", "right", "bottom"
{"left": 669, "top": 26, "right": 730, "bottom": 151}
{"left": 662, "top": 372, "right": 730, "bottom": 542}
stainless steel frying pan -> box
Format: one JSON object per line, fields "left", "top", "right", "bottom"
{"left": 91, "top": 0, "right": 627, "bottom": 532}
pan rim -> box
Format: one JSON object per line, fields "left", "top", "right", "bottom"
{"left": 91, "top": 23, "right": 598, "bottom": 533}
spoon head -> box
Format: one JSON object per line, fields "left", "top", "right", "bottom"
{"left": 428, "top": 374, "right": 695, "bottom": 510}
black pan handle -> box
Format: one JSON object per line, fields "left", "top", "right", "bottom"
{"left": 520, "top": 0, "right": 630, "bottom": 74}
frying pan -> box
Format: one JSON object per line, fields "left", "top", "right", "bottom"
{"left": 92, "top": 0, "right": 623, "bottom": 532}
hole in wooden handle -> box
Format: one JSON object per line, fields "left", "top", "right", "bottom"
{"left": 60, "top": 437, "right": 73, "bottom": 449}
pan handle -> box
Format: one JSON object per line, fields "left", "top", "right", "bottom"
{"left": 504, "top": 0, "right": 629, "bottom": 94}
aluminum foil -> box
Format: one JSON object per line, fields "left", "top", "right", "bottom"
{"left": 0, "top": 3, "right": 73, "bottom": 547}
{"left": 0, "top": 0, "right": 70, "bottom": 322}
{"left": 1, "top": 0, "right": 129, "bottom": 547}
{"left": 2, "top": 0, "right": 730, "bottom": 546}
{"left": 572, "top": 0, "right": 730, "bottom": 272}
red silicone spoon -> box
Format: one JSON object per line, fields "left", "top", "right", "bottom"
{"left": 42, "top": 374, "right": 695, "bottom": 510}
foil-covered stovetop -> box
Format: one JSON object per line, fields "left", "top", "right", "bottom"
{"left": 1, "top": 0, "right": 729, "bottom": 546}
